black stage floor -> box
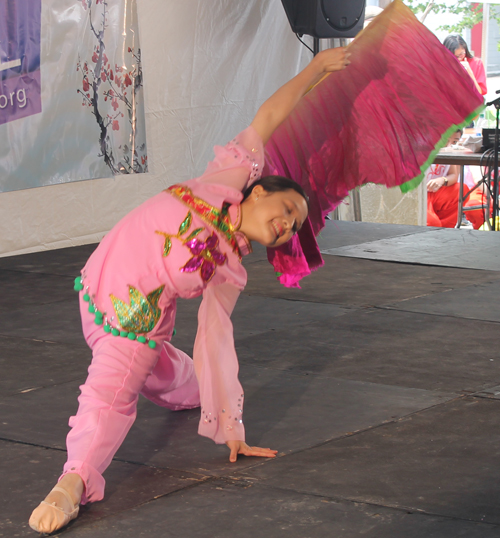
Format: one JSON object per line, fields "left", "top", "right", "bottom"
{"left": 2, "top": 221, "right": 500, "bottom": 537}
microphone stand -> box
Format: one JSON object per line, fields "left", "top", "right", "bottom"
{"left": 486, "top": 93, "right": 500, "bottom": 230}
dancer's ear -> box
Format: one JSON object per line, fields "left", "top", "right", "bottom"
{"left": 250, "top": 184, "right": 266, "bottom": 203}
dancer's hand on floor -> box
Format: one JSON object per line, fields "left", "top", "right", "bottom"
{"left": 226, "top": 440, "right": 278, "bottom": 462}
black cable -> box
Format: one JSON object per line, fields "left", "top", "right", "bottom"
{"left": 295, "top": 33, "right": 314, "bottom": 54}
{"left": 483, "top": 151, "right": 495, "bottom": 227}
{"left": 476, "top": 149, "right": 495, "bottom": 228}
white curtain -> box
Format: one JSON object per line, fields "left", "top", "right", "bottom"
{"left": 0, "top": 0, "right": 306, "bottom": 256}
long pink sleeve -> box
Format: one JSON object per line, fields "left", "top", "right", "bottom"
{"left": 197, "top": 126, "right": 265, "bottom": 192}
{"left": 193, "top": 282, "right": 245, "bottom": 444}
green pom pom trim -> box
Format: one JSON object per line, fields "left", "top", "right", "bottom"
{"left": 88, "top": 304, "right": 96, "bottom": 314}
{"left": 127, "top": 332, "right": 137, "bottom": 340}
{"left": 94, "top": 317, "right": 103, "bottom": 325}
{"left": 275, "top": 272, "right": 283, "bottom": 277}
{"left": 111, "top": 328, "right": 120, "bottom": 337}
{"left": 74, "top": 276, "right": 84, "bottom": 292}
{"left": 83, "top": 293, "right": 90, "bottom": 302}
{"left": 120, "top": 330, "right": 128, "bottom": 338}
{"left": 399, "top": 104, "right": 486, "bottom": 194}
{"left": 137, "top": 335, "right": 147, "bottom": 343}
{"left": 172, "top": 328, "right": 177, "bottom": 337}
{"left": 103, "top": 324, "right": 112, "bottom": 333}
{"left": 148, "top": 340, "right": 157, "bottom": 349}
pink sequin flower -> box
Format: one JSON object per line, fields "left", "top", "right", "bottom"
{"left": 181, "top": 233, "right": 227, "bottom": 282}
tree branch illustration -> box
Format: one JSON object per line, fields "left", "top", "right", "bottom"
{"left": 77, "top": 0, "right": 147, "bottom": 174}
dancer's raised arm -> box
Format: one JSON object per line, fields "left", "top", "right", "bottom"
{"left": 251, "top": 47, "right": 350, "bottom": 144}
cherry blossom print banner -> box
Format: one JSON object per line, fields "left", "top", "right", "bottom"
{"left": 0, "top": 0, "right": 147, "bottom": 193}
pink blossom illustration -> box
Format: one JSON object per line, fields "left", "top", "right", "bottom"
{"left": 76, "top": 0, "right": 147, "bottom": 174}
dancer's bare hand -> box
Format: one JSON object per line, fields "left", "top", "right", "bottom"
{"left": 226, "top": 440, "right": 278, "bottom": 462}
{"left": 314, "top": 47, "right": 351, "bottom": 74}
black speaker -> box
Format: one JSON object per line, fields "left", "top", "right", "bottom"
{"left": 281, "top": 0, "right": 366, "bottom": 39}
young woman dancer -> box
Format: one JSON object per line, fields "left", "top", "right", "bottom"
{"left": 29, "top": 47, "right": 350, "bottom": 534}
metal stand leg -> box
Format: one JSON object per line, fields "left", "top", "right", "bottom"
{"left": 351, "top": 189, "right": 362, "bottom": 221}
{"left": 455, "top": 164, "right": 465, "bottom": 228}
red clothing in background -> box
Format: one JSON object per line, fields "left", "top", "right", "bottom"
{"left": 468, "top": 56, "right": 487, "bottom": 95}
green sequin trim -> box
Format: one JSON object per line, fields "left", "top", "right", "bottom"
{"left": 165, "top": 184, "right": 242, "bottom": 259}
{"left": 162, "top": 236, "right": 172, "bottom": 257}
{"left": 156, "top": 211, "right": 197, "bottom": 258}
{"left": 185, "top": 227, "right": 204, "bottom": 242}
{"left": 178, "top": 212, "right": 192, "bottom": 235}
{"left": 74, "top": 277, "right": 160, "bottom": 348}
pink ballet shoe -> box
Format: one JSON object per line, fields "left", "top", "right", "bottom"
{"left": 29, "top": 485, "right": 80, "bottom": 533}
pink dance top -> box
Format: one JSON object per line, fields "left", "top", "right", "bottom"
{"left": 79, "top": 126, "right": 264, "bottom": 444}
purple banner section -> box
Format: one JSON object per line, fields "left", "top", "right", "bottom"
{"left": 0, "top": 0, "right": 42, "bottom": 125}
{"left": 0, "top": 70, "right": 41, "bottom": 125}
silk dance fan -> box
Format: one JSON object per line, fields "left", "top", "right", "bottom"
{"left": 264, "top": 0, "right": 484, "bottom": 288}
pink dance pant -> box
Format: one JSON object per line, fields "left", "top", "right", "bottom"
{"left": 61, "top": 297, "right": 200, "bottom": 504}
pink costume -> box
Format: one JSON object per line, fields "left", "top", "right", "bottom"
{"left": 66, "top": 126, "right": 264, "bottom": 504}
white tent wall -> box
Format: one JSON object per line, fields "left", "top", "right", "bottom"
{"left": 0, "top": 0, "right": 307, "bottom": 257}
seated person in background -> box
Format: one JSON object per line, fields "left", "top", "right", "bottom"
{"left": 426, "top": 131, "right": 461, "bottom": 228}
{"left": 426, "top": 130, "right": 486, "bottom": 229}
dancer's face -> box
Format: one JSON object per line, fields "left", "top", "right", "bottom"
{"left": 454, "top": 47, "right": 466, "bottom": 61}
{"left": 239, "top": 185, "right": 308, "bottom": 247}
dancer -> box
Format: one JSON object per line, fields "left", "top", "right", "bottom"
{"left": 28, "top": 47, "right": 350, "bottom": 534}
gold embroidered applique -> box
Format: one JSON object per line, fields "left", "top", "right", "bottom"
{"left": 156, "top": 212, "right": 204, "bottom": 257}
{"left": 110, "top": 284, "right": 165, "bottom": 334}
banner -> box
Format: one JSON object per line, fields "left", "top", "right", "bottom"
{"left": 0, "top": 0, "right": 147, "bottom": 193}
{"left": 0, "top": 0, "right": 42, "bottom": 126}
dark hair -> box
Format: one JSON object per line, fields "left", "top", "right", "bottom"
{"left": 443, "top": 35, "right": 473, "bottom": 59}
{"left": 242, "top": 175, "right": 309, "bottom": 207}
